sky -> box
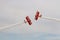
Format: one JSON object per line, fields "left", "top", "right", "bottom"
{"left": 0, "top": 0, "right": 60, "bottom": 40}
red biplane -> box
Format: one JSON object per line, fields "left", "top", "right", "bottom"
{"left": 24, "top": 16, "right": 32, "bottom": 25}
{"left": 35, "top": 10, "right": 42, "bottom": 20}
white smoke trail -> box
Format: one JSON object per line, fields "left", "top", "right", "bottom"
{"left": 0, "top": 22, "right": 24, "bottom": 32}
{"left": 42, "top": 16, "right": 60, "bottom": 22}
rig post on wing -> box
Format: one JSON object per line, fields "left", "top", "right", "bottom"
{"left": 35, "top": 10, "right": 42, "bottom": 21}
{"left": 24, "top": 16, "right": 32, "bottom": 25}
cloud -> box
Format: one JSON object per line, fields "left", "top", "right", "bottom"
{"left": 0, "top": 0, "right": 60, "bottom": 35}
{"left": 0, "top": 32, "right": 60, "bottom": 40}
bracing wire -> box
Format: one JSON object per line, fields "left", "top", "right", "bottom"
{"left": 0, "top": 22, "right": 24, "bottom": 32}
{"left": 42, "top": 16, "right": 60, "bottom": 22}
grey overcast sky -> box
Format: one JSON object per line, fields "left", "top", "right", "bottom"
{"left": 0, "top": 0, "right": 60, "bottom": 34}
